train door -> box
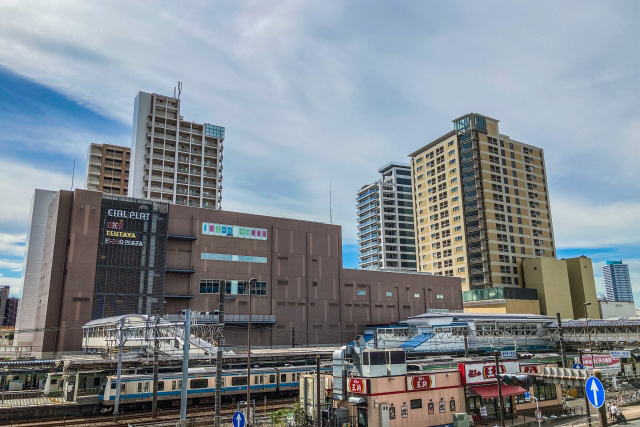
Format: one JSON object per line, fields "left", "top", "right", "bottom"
{"left": 253, "top": 374, "right": 264, "bottom": 393}
{"left": 170, "top": 379, "right": 182, "bottom": 399}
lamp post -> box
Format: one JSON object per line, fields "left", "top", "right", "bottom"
{"left": 246, "top": 278, "right": 257, "bottom": 427}
{"left": 584, "top": 302, "right": 594, "bottom": 368}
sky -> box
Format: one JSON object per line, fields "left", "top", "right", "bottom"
{"left": 0, "top": 1, "right": 639, "bottom": 300}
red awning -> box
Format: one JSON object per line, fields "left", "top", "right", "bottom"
{"left": 470, "top": 384, "right": 528, "bottom": 398}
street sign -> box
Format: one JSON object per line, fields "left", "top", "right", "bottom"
{"left": 480, "top": 406, "right": 488, "bottom": 417}
{"left": 501, "top": 350, "right": 517, "bottom": 359}
{"left": 573, "top": 363, "right": 584, "bottom": 369}
{"left": 610, "top": 350, "right": 631, "bottom": 359}
{"left": 536, "top": 411, "right": 542, "bottom": 421}
{"left": 585, "top": 377, "right": 605, "bottom": 408}
{"left": 524, "top": 391, "right": 531, "bottom": 402}
{"left": 233, "top": 411, "right": 246, "bottom": 427}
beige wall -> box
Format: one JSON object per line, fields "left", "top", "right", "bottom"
{"left": 522, "top": 258, "right": 574, "bottom": 318}
{"left": 358, "top": 370, "right": 465, "bottom": 427}
{"left": 565, "top": 257, "right": 600, "bottom": 319}
{"left": 463, "top": 299, "right": 540, "bottom": 315}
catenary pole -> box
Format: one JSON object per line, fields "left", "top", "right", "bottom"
{"left": 152, "top": 310, "right": 160, "bottom": 418}
{"left": 579, "top": 350, "right": 592, "bottom": 427}
{"left": 181, "top": 308, "right": 191, "bottom": 424}
{"left": 215, "top": 279, "right": 226, "bottom": 427}
{"left": 114, "top": 317, "right": 125, "bottom": 420}
{"left": 556, "top": 313, "right": 567, "bottom": 368}
{"left": 494, "top": 351, "right": 505, "bottom": 427}
{"left": 247, "top": 278, "right": 257, "bottom": 426}
{"left": 316, "top": 355, "right": 321, "bottom": 427}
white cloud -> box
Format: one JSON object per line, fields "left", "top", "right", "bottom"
{"left": 0, "top": 233, "right": 26, "bottom": 257}
{"left": 0, "top": 276, "right": 22, "bottom": 297}
{"left": 0, "top": 159, "right": 71, "bottom": 225}
{"left": 552, "top": 195, "right": 640, "bottom": 249}
{"left": 0, "top": 259, "right": 23, "bottom": 270}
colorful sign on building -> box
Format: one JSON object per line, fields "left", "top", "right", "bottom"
{"left": 347, "top": 378, "right": 368, "bottom": 394}
{"left": 406, "top": 375, "right": 436, "bottom": 390}
{"left": 458, "top": 361, "right": 520, "bottom": 385}
{"left": 574, "top": 354, "right": 621, "bottom": 376}
{"left": 202, "top": 222, "right": 268, "bottom": 240}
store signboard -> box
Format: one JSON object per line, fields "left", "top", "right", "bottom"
{"left": 347, "top": 378, "right": 368, "bottom": 394}
{"left": 202, "top": 222, "right": 268, "bottom": 240}
{"left": 406, "top": 375, "right": 435, "bottom": 390}
{"left": 574, "top": 354, "right": 621, "bottom": 376}
{"left": 459, "top": 361, "right": 520, "bottom": 385}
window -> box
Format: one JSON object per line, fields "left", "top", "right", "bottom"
{"left": 410, "top": 399, "right": 423, "bottom": 409}
{"left": 458, "top": 267, "right": 465, "bottom": 272}
{"left": 454, "top": 226, "right": 461, "bottom": 232}
{"left": 232, "top": 376, "right": 248, "bottom": 386}
{"left": 201, "top": 253, "right": 267, "bottom": 263}
{"left": 357, "top": 290, "right": 366, "bottom": 296}
{"left": 190, "top": 379, "right": 209, "bottom": 389}
{"left": 437, "top": 294, "right": 444, "bottom": 299}
{"left": 457, "top": 257, "right": 464, "bottom": 262}
{"left": 386, "top": 292, "right": 393, "bottom": 297}
{"left": 414, "top": 293, "right": 420, "bottom": 298}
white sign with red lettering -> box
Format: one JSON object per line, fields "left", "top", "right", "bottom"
{"left": 406, "top": 375, "right": 436, "bottom": 390}
{"left": 574, "top": 354, "right": 621, "bottom": 375}
{"left": 348, "top": 378, "right": 368, "bottom": 394}
{"left": 459, "top": 361, "right": 520, "bottom": 384}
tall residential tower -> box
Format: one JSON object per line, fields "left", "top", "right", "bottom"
{"left": 409, "top": 113, "right": 555, "bottom": 290}
{"left": 603, "top": 260, "right": 633, "bottom": 303}
{"left": 130, "top": 91, "right": 224, "bottom": 209}
{"left": 357, "top": 163, "right": 417, "bottom": 270}
{"left": 85, "top": 143, "right": 131, "bottom": 195}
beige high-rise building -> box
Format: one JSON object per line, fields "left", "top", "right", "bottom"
{"left": 409, "top": 113, "right": 556, "bottom": 291}
{"left": 85, "top": 143, "right": 131, "bottom": 195}
{"left": 129, "top": 91, "right": 224, "bottom": 209}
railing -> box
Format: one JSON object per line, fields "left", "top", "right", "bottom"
{"left": 0, "top": 390, "right": 64, "bottom": 407}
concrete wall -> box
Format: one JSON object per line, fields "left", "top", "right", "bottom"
{"left": 522, "top": 258, "right": 574, "bottom": 318}
{"left": 599, "top": 300, "right": 636, "bottom": 319}
{"left": 565, "top": 257, "right": 600, "bottom": 319}
{"left": 463, "top": 298, "right": 540, "bottom": 314}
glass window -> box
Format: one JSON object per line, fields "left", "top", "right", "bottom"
{"left": 357, "top": 290, "right": 366, "bottom": 296}
{"left": 386, "top": 292, "right": 393, "bottom": 297}
{"left": 437, "top": 294, "right": 444, "bottom": 299}
{"left": 190, "top": 379, "right": 209, "bottom": 389}
{"left": 410, "top": 399, "right": 423, "bottom": 409}
{"left": 157, "top": 381, "right": 165, "bottom": 391}
{"left": 232, "top": 376, "right": 248, "bottom": 386}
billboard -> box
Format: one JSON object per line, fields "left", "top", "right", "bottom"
{"left": 574, "top": 354, "right": 621, "bottom": 376}
{"left": 406, "top": 375, "right": 436, "bottom": 390}
{"left": 202, "top": 222, "right": 268, "bottom": 240}
{"left": 459, "top": 361, "right": 520, "bottom": 385}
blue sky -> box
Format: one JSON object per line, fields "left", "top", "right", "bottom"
{"left": 0, "top": 1, "right": 639, "bottom": 301}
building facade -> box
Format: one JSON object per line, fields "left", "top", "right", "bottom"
{"left": 14, "top": 189, "right": 58, "bottom": 346}
{"left": 31, "top": 189, "right": 462, "bottom": 356}
{"left": 3, "top": 298, "right": 18, "bottom": 327}
{"left": 357, "top": 163, "right": 416, "bottom": 270}
{"left": 603, "top": 261, "right": 633, "bottom": 303}
{"left": 85, "top": 143, "right": 131, "bottom": 195}
{"left": 409, "top": 113, "right": 556, "bottom": 290}
{"left": 129, "top": 91, "right": 224, "bottom": 209}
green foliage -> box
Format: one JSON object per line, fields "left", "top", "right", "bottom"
{"left": 270, "top": 401, "right": 306, "bottom": 426}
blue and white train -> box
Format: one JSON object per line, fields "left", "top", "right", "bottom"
{"left": 99, "top": 365, "right": 329, "bottom": 408}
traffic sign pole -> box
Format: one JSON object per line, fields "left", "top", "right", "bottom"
{"left": 579, "top": 351, "right": 591, "bottom": 427}
{"left": 594, "top": 371, "right": 608, "bottom": 427}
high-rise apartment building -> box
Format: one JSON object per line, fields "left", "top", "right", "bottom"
{"left": 86, "top": 143, "right": 131, "bottom": 195}
{"left": 603, "top": 260, "right": 633, "bottom": 303}
{"left": 129, "top": 91, "right": 224, "bottom": 209}
{"left": 14, "top": 189, "right": 57, "bottom": 346}
{"left": 409, "top": 113, "right": 556, "bottom": 290}
{"left": 357, "top": 163, "right": 417, "bottom": 270}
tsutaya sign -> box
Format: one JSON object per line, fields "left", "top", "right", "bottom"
{"left": 459, "top": 361, "right": 520, "bottom": 385}
{"left": 202, "top": 222, "right": 268, "bottom": 240}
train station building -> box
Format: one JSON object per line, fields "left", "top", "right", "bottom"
{"left": 31, "top": 189, "right": 462, "bottom": 356}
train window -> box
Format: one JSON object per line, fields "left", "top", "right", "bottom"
{"left": 178, "top": 380, "right": 182, "bottom": 390}
{"left": 121, "top": 384, "right": 125, "bottom": 393}
{"left": 93, "top": 378, "right": 101, "bottom": 387}
{"left": 158, "top": 381, "right": 165, "bottom": 391}
{"left": 52, "top": 379, "right": 58, "bottom": 385}
{"left": 281, "top": 374, "right": 286, "bottom": 382}
{"left": 111, "top": 382, "right": 116, "bottom": 389}
{"left": 232, "top": 376, "right": 248, "bottom": 386}
{"left": 190, "top": 379, "right": 209, "bottom": 389}
{"left": 172, "top": 381, "right": 177, "bottom": 391}
{"left": 270, "top": 375, "right": 276, "bottom": 384}
{"left": 297, "top": 373, "right": 301, "bottom": 381}
{"left": 138, "top": 383, "right": 143, "bottom": 393}
{"left": 144, "top": 382, "right": 150, "bottom": 392}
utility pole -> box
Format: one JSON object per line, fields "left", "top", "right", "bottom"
{"left": 114, "top": 317, "right": 125, "bottom": 420}
{"left": 494, "top": 351, "right": 505, "bottom": 427}
{"left": 594, "top": 370, "right": 608, "bottom": 427}
{"left": 215, "top": 280, "right": 226, "bottom": 427}
{"left": 246, "top": 278, "right": 257, "bottom": 427}
{"left": 463, "top": 328, "right": 469, "bottom": 358}
{"left": 152, "top": 310, "right": 160, "bottom": 418}
{"left": 579, "top": 350, "right": 592, "bottom": 427}
{"left": 316, "top": 355, "right": 321, "bottom": 427}
{"left": 181, "top": 308, "right": 191, "bottom": 424}
{"left": 292, "top": 327, "right": 295, "bottom": 348}
{"left": 556, "top": 313, "right": 567, "bottom": 368}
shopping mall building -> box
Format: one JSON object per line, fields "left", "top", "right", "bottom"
{"left": 32, "top": 189, "right": 462, "bottom": 356}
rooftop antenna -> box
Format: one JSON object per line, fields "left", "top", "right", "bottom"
{"left": 71, "top": 159, "right": 75, "bottom": 190}
{"left": 330, "top": 181, "right": 333, "bottom": 224}
{"left": 178, "top": 81, "right": 182, "bottom": 99}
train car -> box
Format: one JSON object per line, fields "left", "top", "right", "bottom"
{"left": 99, "top": 364, "right": 328, "bottom": 409}
{"left": 44, "top": 371, "right": 109, "bottom": 396}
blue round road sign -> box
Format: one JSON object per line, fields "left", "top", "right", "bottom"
{"left": 573, "top": 363, "right": 584, "bottom": 369}
{"left": 585, "top": 377, "right": 605, "bottom": 408}
{"left": 233, "top": 411, "right": 246, "bottom": 427}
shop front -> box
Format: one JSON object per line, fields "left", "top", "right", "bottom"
{"left": 459, "top": 360, "right": 526, "bottom": 423}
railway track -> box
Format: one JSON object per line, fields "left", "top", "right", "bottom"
{"left": 4, "top": 397, "right": 297, "bottom": 427}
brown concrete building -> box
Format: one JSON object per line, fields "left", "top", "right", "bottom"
{"left": 32, "top": 189, "right": 463, "bottom": 356}
{"left": 86, "top": 143, "right": 131, "bottom": 195}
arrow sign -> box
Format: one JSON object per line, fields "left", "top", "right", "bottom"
{"left": 573, "top": 363, "right": 584, "bottom": 370}
{"left": 585, "top": 377, "right": 605, "bottom": 408}
{"left": 233, "top": 411, "right": 246, "bottom": 427}
{"left": 524, "top": 391, "right": 531, "bottom": 402}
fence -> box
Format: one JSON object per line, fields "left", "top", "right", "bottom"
{"left": 0, "top": 390, "right": 64, "bottom": 408}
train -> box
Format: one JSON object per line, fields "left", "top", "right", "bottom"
{"left": 98, "top": 364, "right": 330, "bottom": 409}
